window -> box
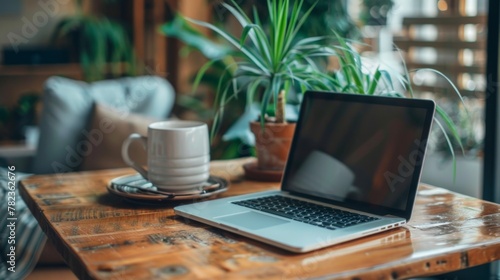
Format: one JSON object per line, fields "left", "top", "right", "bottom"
{"left": 349, "top": 0, "right": 487, "bottom": 198}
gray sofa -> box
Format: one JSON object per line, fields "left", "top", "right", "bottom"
{"left": 32, "top": 75, "right": 175, "bottom": 174}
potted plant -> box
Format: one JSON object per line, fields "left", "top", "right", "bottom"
{"left": 161, "top": 0, "right": 358, "bottom": 161}
{"left": 164, "top": 0, "right": 466, "bottom": 180}
{"left": 181, "top": 0, "right": 338, "bottom": 176}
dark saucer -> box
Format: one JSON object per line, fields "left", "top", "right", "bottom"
{"left": 107, "top": 174, "right": 228, "bottom": 203}
{"left": 243, "top": 162, "right": 283, "bottom": 182}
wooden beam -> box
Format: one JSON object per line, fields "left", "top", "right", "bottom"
{"left": 394, "top": 39, "right": 486, "bottom": 51}
{"left": 402, "top": 15, "right": 487, "bottom": 26}
{"left": 152, "top": 0, "right": 167, "bottom": 75}
{"left": 133, "top": 0, "right": 146, "bottom": 63}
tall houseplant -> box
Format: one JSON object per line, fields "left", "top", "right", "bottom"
{"left": 165, "top": 0, "right": 466, "bottom": 178}
{"left": 186, "top": 0, "right": 338, "bottom": 172}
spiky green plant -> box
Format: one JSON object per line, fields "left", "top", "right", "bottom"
{"left": 162, "top": 0, "right": 467, "bottom": 171}
{"left": 185, "top": 0, "right": 338, "bottom": 134}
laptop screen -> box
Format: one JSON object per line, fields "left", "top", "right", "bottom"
{"left": 282, "top": 91, "right": 435, "bottom": 219}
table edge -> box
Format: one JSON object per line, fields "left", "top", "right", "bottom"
{"left": 19, "top": 180, "right": 97, "bottom": 280}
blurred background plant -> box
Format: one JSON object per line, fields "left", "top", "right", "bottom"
{"left": 51, "top": 0, "right": 137, "bottom": 81}
{"left": 427, "top": 96, "right": 483, "bottom": 157}
{"left": 0, "top": 92, "right": 40, "bottom": 141}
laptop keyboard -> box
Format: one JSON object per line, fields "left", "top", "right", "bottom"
{"left": 232, "top": 195, "right": 379, "bottom": 230}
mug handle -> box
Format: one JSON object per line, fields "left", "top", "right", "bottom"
{"left": 121, "top": 133, "right": 148, "bottom": 179}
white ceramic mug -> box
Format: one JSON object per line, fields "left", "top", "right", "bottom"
{"left": 122, "top": 120, "right": 210, "bottom": 191}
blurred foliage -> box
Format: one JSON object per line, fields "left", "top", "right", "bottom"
{"left": 0, "top": 93, "right": 40, "bottom": 141}
{"left": 51, "top": 1, "right": 137, "bottom": 81}
{"left": 429, "top": 97, "right": 483, "bottom": 157}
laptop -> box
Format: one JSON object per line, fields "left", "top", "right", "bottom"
{"left": 175, "top": 91, "right": 435, "bottom": 253}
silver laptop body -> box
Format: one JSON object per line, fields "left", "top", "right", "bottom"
{"left": 175, "top": 91, "right": 435, "bottom": 253}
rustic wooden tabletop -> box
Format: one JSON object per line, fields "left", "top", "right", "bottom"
{"left": 19, "top": 158, "right": 500, "bottom": 280}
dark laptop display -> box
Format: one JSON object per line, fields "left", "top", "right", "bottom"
{"left": 282, "top": 91, "right": 435, "bottom": 220}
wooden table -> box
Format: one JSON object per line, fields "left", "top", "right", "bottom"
{"left": 20, "top": 159, "right": 500, "bottom": 279}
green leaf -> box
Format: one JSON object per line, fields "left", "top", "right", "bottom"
{"left": 378, "top": 69, "right": 394, "bottom": 91}
{"left": 435, "top": 105, "right": 465, "bottom": 154}
{"left": 411, "top": 68, "right": 468, "bottom": 115}
{"left": 344, "top": 64, "right": 364, "bottom": 94}
{"left": 260, "top": 85, "right": 273, "bottom": 125}
{"left": 433, "top": 118, "right": 457, "bottom": 182}
{"left": 160, "top": 14, "right": 230, "bottom": 60}
{"left": 367, "top": 67, "right": 382, "bottom": 95}
{"left": 225, "top": 1, "right": 256, "bottom": 37}
{"left": 185, "top": 17, "right": 270, "bottom": 75}
{"left": 51, "top": 17, "right": 83, "bottom": 42}
{"left": 192, "top": 59, "right": 221, "bottom": 93}
{"left": 395, "top": 47, "right": 414, "bottom": 97}
{"left": 240, "top": 24, "right": 256, "bottom": 47}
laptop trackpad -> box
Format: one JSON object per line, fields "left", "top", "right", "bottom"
{"left": 217, "top": 211, "right": 290, "bottom": 230}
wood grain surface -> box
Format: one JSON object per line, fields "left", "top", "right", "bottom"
{"left": 19, "top": 158, "right": 500, "bottom": 280}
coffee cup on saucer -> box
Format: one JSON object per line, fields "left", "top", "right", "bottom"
{"left": 122, "top": 120, "right": 210, "bottom": 192}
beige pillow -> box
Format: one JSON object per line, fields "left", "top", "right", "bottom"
{"left": 80, "top": 104, "right": 161, "bottom": 171}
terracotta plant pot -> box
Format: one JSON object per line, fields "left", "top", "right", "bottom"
{"left": 250, "top": 121, "right": 296, "bottom": 170}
